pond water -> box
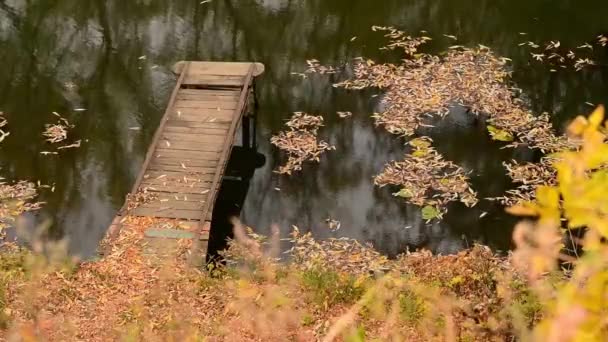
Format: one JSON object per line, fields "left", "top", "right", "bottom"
{"left": 1, "top": 0, "right": 608, "bottom": 258}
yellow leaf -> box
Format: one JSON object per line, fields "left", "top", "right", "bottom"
{"left": 409, "top": 138, "right": 431, "bottom": 149}
{"left": 588, "top": 104, "right": 605, "bottom": 129}
{"left": 486, "top": 125, "right": 514, "bottom": 142}
{"left": 412, "top": 150, "right": 428, "bottom": 158}
{"left": 536, "top": 186, "right": 560, "bottom": 209}
{"left": 567, "top": 116, "right": 588, "bottom": 136}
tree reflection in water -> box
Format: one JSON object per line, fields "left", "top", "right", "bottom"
{"left": 0, "top": 0, "right": 606, "bottom": 257}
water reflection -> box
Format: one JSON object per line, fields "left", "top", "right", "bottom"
{"left": 0, "top": 0, "right": 607, "bottom": 257}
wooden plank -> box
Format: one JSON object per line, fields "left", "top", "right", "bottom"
{"left": 188, "top": 62, "right": 252, "bottom": 76}
{"left": 169, "top": 116, "right": 233, "bottom": 125}
{"left": 147, "top": 163, "right": 218, "bottom": 173}
{"left": 171, "top": 107, "right": 235, "bottom": 118}
{"left": 166, "top": 120, "right": 230, "bottom": 128}
{"left": 131, "top": 207, "right": 202, "bottom": 220}
{"left": 131, "top": 207, "right": 214, "bottom": 221}
{"left": 169, "top": 117, "right": 233, "bottom": 125}
{"left": 154, "top": 149, "right": 223, "bottom": 160}
{"left": 140, "top": 184, "right": 211, "bottom": 195}
{"left": 138, "top": 200, "right": 205, "bottom": 211}
{"left": 186, "top": 75, "right": 244, "bottom": 81}
{"left": 141, "top": 184, "right": 211, "bottom": 194}
{"left": 151, "top": 157, "right": 219, "bottom": 167}
{"left": 143, "top": 170, "right": 216, "bottom": 181}
{"left": 176, "top": 94, "right": 239, "bottom": 102}
{"left": 177, "top": 89, "right": 240, "bottom": 96}
{"left": 174, "top": 99, "right": 238, "bottom": 110}
{"left": 174, "top": 62, "right": 265, "bottom": 77}
{"left": 160, "top": 132, "right": 228, "bottom": 143}
{"left": 178, "top": 89, "right": 240, "bottom": 97}
{"left": 147, "top": 192, "right": 208, "bottom": 202}
{"left": 183, "top": 75, "right": 245, "bottom": 87}
{"left": 156, "top": 140, "right": 225, "bottom": 152}
{"left": 166, "top": 118, "right": 233, "bottom": 127}
{"left": 141, "top": 178, "right": 212, "bottom": 189}
{"left": 145, "top": 229, "right": 205, "bottom": 240}
{"left": 163, "top": 126, "right": 229, "bottom": 135}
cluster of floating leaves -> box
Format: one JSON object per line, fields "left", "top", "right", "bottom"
{"left": 287, "top": 226, "right": 389, "bottom": 275}
{"left": 327, "top": 27, "right": 594, "bottom": 208}
{"left": 0, "top": 113, "right": 9, "bottom": 143}
{"left": 500, "top": 113, "right": 579, "bottom": 152}
{"left": 519, "top": 37, "right": 605, "bottom": 72}
{"left": 333, "top": 28, "right": 579, "bottom": 154}
{"left": 372, "top": 25, "right": 432, "bottom": 55}
{"left": 0, "top": 117, "right": 42, "bottom": 230}
{"left": 305, "top": 59, "right": 337, "bottom": 75}
{"left": 495, "top": 114, "right": 586, "bottom": 205}
{"left": 41, "top": 112, "right": 81, "bottom": 154}
{"left": 335, "top": 43, "right": 516, "bottom": 137}
{"left": 43, "top": 113, "right": 72, "bottom": 143}
{"left": 271, "top": 112, "right": 335, "bottom": 175}
{"left": 0, "top": 181, "right": 42, "bottom": 230}
{"left": 489, "top": 158, "right": 558, "bottom": 206}
{"left": 374, "top": 137, "right": 478, "bottom": 218}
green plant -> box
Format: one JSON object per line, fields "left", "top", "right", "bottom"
{"left": 399, "top": 290, "right": 426, "bottom": 323}
{"left": 301, "top": 313, "right": 314, "bottom": 327}
{"left": 344, "top": 325, "right": 366, "bottom": 342}
{"left": 301, "top": 266, "right": 365, "bottom": 307}
{"left": 0, "top": 248, "right": 27, "bottom": 329}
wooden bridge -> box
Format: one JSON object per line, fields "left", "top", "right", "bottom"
{"left": 107, "top": 61, "right": 265, "bottom": 263}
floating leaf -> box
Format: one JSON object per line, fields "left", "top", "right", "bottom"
{"left": 487, "top": 125, "right": 514, "bottom": 142}
{"left": 394, "top": 188, "right": 413, "bottom": 198}
{"left": 412, "top": 150, "right": 429, "bottom": 157}
{"left": 409, "top": 138, "right": 432, "bottom": 149}
{"left": 421, "top": 206, "right": 441, "bottom": 220}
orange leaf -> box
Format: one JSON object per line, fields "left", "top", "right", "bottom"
{"left": 506, "top": 204, "right": 539, "bottom": 216}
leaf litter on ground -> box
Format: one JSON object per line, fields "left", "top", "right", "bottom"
{"left": 125, "top": 187, "right": 159, "bottom": 211}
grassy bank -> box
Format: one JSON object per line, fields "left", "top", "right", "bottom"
{"left": 0, "top": 216, "right": 542, "bottom": 341}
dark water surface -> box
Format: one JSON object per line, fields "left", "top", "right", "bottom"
{"left": 1, "top": 0, "right": 608, "bottom": 257}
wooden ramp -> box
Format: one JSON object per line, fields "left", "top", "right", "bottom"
{"left": 107, "top": 61, "right": 264, "bottom": 263}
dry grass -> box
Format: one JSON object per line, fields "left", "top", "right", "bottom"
{"left": 0, "top": 217, "right": 535, "bottom": 341}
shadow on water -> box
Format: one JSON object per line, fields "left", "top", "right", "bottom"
{"left": 206, "top": 113, "right": 266, "bottom": 263}
{"left": 1, "top": 0, "right": 608, "bottom": 257}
